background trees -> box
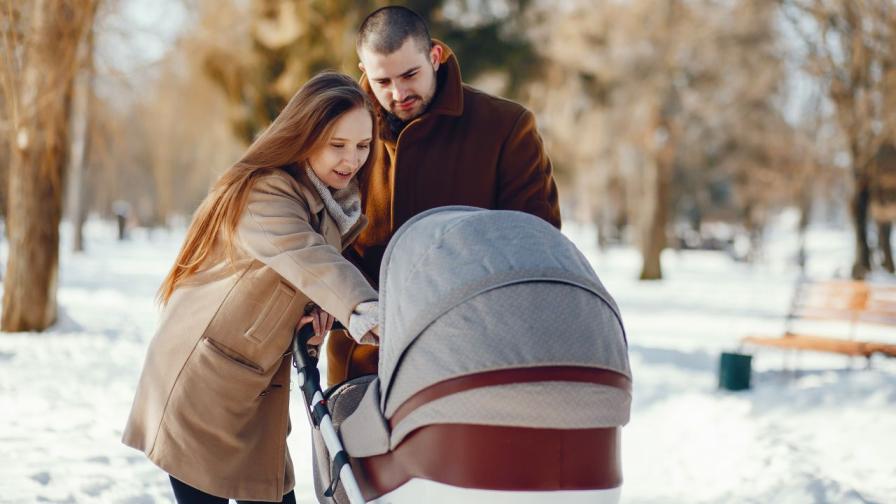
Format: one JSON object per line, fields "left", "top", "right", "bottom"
{"left": 1, "top": 0, "right": 101, "bottom": 331}
{"left": 2, "top": 0, "right": 894, "bottom": 331}
{"left": 528, "top": 0, "right": 796, "bottom": 279}
{"left": 783, "top": 0, "right": 896, "bottom": 278}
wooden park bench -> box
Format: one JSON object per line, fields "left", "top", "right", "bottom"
{"left": 742, "top": 279, "right": 896, "bottom": 359}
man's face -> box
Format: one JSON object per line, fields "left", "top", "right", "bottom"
{"left": 359, "top": 38, "right": 441, "bottom": 122}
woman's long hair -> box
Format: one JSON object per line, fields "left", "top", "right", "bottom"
{"left": 157, "top": 71, "right": 378, "bottom": 304}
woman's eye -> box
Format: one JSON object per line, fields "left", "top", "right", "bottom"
{"left": 331, "top": 144, "right": 345, "bottom": 149}
{"left": 358, "top": 144, "right": 370, "bottom": 150}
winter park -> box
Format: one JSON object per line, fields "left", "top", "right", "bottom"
{"left": 2, "top": 1, "right": 896, "bottom": 504}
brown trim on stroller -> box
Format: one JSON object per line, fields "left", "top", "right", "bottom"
{"left": 389, "top": 366, "right": 632, "bottom": 428}
{"left": 352, "top": 424, "right": 622, "bottom": 499}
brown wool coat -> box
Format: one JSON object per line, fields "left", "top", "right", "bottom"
{"left": 122, "top": 167, "right": 377, "bottom": 502}
{"left": 326, "top": 41, "right": 562, "bottom": 385}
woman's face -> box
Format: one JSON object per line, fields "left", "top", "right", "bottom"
{"left": 307, "top": 107, "right": 373, "bottom": 190}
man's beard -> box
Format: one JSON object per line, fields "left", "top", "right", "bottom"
{"left": 384, "top": 71, "right": 437, "bottom": 135}
{"left": 386, "top": 93, "right": 432, "bottom": 128}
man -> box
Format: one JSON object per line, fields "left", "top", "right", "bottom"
{"left": 326, "top": 6, "right": 561, "bottom": 385}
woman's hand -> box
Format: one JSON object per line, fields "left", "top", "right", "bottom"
{"left": 297, "top": 306, "right": 335, "bottom": 345}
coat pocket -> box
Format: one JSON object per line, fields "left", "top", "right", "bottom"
{"left": 203, "top": 337, "right": 265, "bottom": 375}
{"left": 160, "top": 337, "right": 271, "bottom": 451}
{"left": 245, "top": 281, "right": 295, "bottom": 345}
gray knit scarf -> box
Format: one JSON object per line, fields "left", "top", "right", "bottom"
{"left": 304, "top": 166, "right": 362, "bottom": 235}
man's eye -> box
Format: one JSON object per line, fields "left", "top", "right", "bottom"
{"left": 404, "top": 73, "right": 416, "bottom": 79}
{"left": 376, "top": 80, "right": 389, "bottom": 86}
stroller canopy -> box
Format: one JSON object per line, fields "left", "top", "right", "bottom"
{"left": 372, "top": 206, "right": 631, "bottom": 441}
{"left": 312, "top": 207, "right": 632, "bottom": 503}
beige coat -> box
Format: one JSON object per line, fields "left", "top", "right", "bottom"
{"left": 122, "top": 166, "right": 377, "bottom": 501}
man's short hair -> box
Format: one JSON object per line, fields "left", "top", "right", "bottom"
{"left": 357, "top": 6, "right": 432, "bottom": 55}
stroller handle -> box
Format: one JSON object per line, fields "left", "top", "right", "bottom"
{"left": 292, "top": 323, "right": 318, "bottom": 365}
{"left": 292, "top": 321, "right": 344, "bottom": 375}
{"left": 292, "top": 322, "right": 366, "bottom": 504}
{"left": 292, "top": 322, "right": 343, "bottom": 405}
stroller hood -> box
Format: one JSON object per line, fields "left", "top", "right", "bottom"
{"left": 312, "top": 207, "right": 632, "bottom": 502}
{"left": 376, "top": 206, "right": 629, "bottom": 415}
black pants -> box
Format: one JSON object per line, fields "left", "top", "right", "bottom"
{"left": 170, "top": 476, "right": 297, "bottom": 504}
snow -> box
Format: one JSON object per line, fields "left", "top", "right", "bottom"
{"left": 1, "top": 215, "right": 894, "bottom": 503}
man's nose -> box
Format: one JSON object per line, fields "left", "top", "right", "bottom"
{"left": 392, "top": 85, "right": 409, "bottom": 102}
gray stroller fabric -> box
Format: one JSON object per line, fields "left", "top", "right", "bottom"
{"left": 313, "top": 207, "right": 631, "bottom": 502}
{"left": 386, "top": 282, "right": 630, "bottom": 417}
{"left": 311, "top": 375, "right": 375, "bottom": 504}
{"left": 322, "top": 207, "right": 631, "bottom": 491}
{"left": 376, "top": 207, "right": 629, "bottom": 416}
{"left": 390, "top": 381, "right": 631, "bottom": 449}
{"left": 386, "top": 281, "right": 631, "bottom": 448}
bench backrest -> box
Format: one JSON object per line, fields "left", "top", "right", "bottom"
{"left": 790, "top": 280, "right": 896, "bottom": 326}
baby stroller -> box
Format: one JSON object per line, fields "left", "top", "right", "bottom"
{"left": 293, "top": 206, "right": 632, "bottom": 504}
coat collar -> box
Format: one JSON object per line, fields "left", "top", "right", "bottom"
{"left": 283, "top": 164, "right": 324, "bottom": 215}
{"left": 426, "top": 40, "right": 464, "bottom": 117}
{"left": 359, "top": 39, "right": 464, "bottom": 138}
{"left": 282, "top": 164, "right": 367, "bottom": 247}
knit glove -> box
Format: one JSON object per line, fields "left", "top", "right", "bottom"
{"left": 348, "top": 301, "right": 379, "bottom": 345}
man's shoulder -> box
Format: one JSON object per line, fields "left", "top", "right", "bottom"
{"left": 461, "top": 83, "right": 530, "bottom": 121}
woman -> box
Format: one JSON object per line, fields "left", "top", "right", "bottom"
{"left": 123, "top": 72, "right": 380, "bottom": 503}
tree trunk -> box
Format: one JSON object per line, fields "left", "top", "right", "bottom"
{"left": 67, "top": 25, "right": 94, "bottom": 253}
{"left": 2, "top": 1, "right": 96, "bottom": 332}
{"left": 796, "top": 177, "right": 813, "bottom": 271}
{"left": 878, "top": 221, "right": 894, "bottom": 273}
{"left": 640, "top": 114, "right": 675, "bottom": 281}
{"left": 0, "top": 145, "right": 7, "bottom": 230}
{"left": 851, "top": 175, "right": 872, "bottom": 280}
{"left": 596, "top": 208, "right": 609, "bottom": 250}
{"left": 640, "top": 156, "right": 670, "bottom": 280}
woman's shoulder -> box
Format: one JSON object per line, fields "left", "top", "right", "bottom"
{"left": 246, "top": 167, "right": 324, "bottom": 226}
{"left": 252, "top": 165, "right": 300, "bottom": 193}
{"left": 252, "top": 166, "right": 317, "bottom": 201}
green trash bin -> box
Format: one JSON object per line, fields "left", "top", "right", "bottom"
{"left": 718, "top": 351, "right": 752, "bottom": 391}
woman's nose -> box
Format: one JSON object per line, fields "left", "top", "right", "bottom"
{"left": 344, "top": 150, "right": 361, "bottom": 167}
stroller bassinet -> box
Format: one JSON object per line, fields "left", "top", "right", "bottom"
{"left": 310, "top": 206, "right": 632, "bottom": 503}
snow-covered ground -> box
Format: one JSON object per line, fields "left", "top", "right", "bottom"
{"left": 1, "top": 214, "right": 894, "bottom": 503}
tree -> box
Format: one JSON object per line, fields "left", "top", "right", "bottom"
{"left": 197, "top": 0, "right": 380, "bottom": 144}
{"left": 783, "top": 0, "right": 896, "bottom": 278}
{"left": 195, "top": 0, "right": 538, "bottom": 145}
{"left": 66, "top": 21, "right": 95, "bottom": 252}
{"left": 528, "top": 0, "right": 793, "bottom": 279}
{"left": 404, "top": 0, "right": 538, "bottom": 96}
{"left": 871, "top": 142, "right": 896, "bottom": 272}
{"left": 0, "top": 0, "right": 100, "bottom": 331}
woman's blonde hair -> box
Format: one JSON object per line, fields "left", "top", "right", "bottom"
{"left": 157, "top": 71, "right": 377, "bottom": 304}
